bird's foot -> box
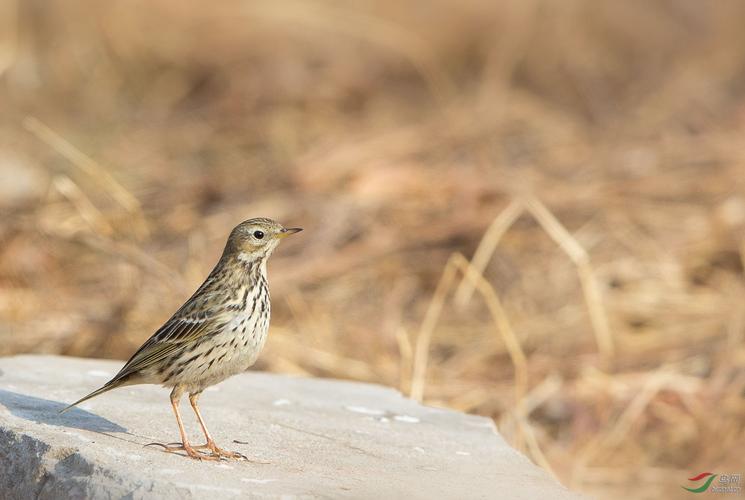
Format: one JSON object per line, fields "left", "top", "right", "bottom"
{"left": 145, "top": 441, "right": 220, "bottom": 461}
{"left": 192, "top": 440, "right": 248, "bottom": 461}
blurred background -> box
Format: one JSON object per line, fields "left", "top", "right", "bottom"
{"left": 2, "top": 0, "right": 745, "bottom": 498}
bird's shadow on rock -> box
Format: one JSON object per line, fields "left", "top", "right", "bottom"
{"left": 0, "top": 389, "right": 127, "bottom": 433}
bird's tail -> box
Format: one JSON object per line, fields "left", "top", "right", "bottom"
{"left": 59, "top": 382, "right": 119, "bottom": 414}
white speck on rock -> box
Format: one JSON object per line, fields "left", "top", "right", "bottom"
{"left": 241, "top": 478, "right": 276, "bottom": 484}
{"left": 273, "top": 399, "right": 292, "bottom": 406}
{"left": 456, "top": 451, "right": 470, "bottom": 456}
{"left": 414, "top": 447, "right": 426, "bottom": 454}
{"left": 86, "top": 370, "right": 112, "bottom": 378}
{"left": 205, "top": 386, "right": 220, "bottom": 392}
{"left": 345, "top": 406, "right": 384, "bottom": 416}
{"left": 393, "top": 415, "right": 420, "bottom": 423}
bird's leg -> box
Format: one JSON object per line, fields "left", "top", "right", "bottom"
{"left": 146, "top": 386, "right": 218, "bottom": 461}
{"left": 189, "top": 391, "right": 247, "bottom": 460}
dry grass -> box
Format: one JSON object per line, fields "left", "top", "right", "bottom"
{"left": 2, "top": 1, "right": 745, "bottom": 498}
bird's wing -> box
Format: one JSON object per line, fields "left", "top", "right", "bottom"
{"left": 109, "top": 295, "right": 228, "bottom": 382}
{"left": 60, "top": 292, "right": 230, "bottom": 411}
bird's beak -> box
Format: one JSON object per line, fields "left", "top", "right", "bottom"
{"left": 278, "top": 227, "right": 303, "bottom": 238}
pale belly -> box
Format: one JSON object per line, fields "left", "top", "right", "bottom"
{"left": 162, "top": 307, "right": 270, "bottom": 392}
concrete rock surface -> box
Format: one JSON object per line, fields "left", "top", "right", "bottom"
{"left": 0, "top": 355, "right": 579, "bottom": 499}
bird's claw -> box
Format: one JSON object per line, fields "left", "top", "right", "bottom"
{"left": 194, "top": 441, "right": 269, "bottom": 463}
{"left": 144, "top": 440, "right": 265, "bottom": 462}
{"left": 144, "top": 441, "right": 220, "bottom": 461}
{"left": 193, "top": 444, "right": 248, "bottom": 460}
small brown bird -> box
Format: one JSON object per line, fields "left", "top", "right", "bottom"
{"left": 61, "top": 218, "right": 302, "bottom": 460}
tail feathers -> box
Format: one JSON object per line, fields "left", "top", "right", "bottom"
{"left": 59, "top": 382, "right": 119, "bottom": 414}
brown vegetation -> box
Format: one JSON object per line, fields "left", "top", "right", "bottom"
{"left": 1, "top": 1, "right": 744, "bottom": 498}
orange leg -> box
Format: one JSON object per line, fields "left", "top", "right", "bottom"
{"left": 146, "top": 386, "right": 218, "bottom": 461}
{"left": 189, "top": 392, "right": 247, "bottom": 460}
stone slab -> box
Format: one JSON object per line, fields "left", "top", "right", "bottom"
{"left": 0, "top": 355, "right": 579, "bottom": 499}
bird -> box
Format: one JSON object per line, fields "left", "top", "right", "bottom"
{"left": 61, "top": 217, "right": 302, "bottom": 461}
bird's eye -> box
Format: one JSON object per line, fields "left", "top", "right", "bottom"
{"left": 253, "top": 230, "right": 265, "bottom": 239}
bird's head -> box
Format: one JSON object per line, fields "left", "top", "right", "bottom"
{"left": 225, "top": 217, "right": 302, "bottom": 262}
